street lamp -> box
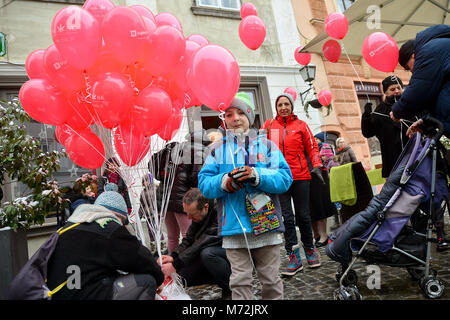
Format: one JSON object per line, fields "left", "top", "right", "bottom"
{"left": 298, "top": 65, "right": 320, "bottom": 107}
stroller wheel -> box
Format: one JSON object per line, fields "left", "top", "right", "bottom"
{"left": 347, "top": 285, "right": 363, "bottom": 300}
{"left": 336, "top": 268, "right": 358, "bottom": 286}
{"left": 333, "top": 287, "right": 352, "bottom": 300}
{"left": 419, "top": 276, "right": 445, "bottom": 299}
{"left": 407, "top": 267, "right": 424, "bottom": 281}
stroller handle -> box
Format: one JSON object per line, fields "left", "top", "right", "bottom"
{"left": 421, "top": 116, "right": 444, "bottom": 141}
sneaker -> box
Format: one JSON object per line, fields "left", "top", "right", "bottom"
{"left": 437, "top": 238, "right": 449, "bottom": 252}
{"left": 281, "top": 247, "right": 303, "bottom": 276}
{"left": 305, "top": 247, "right": 321, "bottom": 268}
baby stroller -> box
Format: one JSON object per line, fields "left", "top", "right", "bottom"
{"left": 325, "top": 116, "right": 449, "bottom": 300}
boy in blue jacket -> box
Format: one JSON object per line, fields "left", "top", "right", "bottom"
{"left": 198, "top": 92, "right": 293, "bottom": 300}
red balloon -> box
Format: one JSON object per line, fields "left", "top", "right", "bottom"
{"left": 323, "top": 39, "right": 341, "bottom": 63}
{"left": 91, "top": 72, "right": 135, "bottom": 129}
{"left": 114, "top": 122, "right": 150, "bottom": 166}
{"left": 362, "top": 32, "right": 399, "bottom": 73}
{"left": 283, "top": 87, "right": 297, "bottom": 102}
{"left": 170, "top": 40, "right": 200, "bottom": 91}
{"left": 102, "top": 6, "right": 148, "bottom": 65}
{"left": 294, "top": 46, "right": 311, "bottom": 65}
{"left": 155, "top": 12, "right": 183, "bottom": 33}
{"left": 66, "top": 93, "right": 94, "bottom": 130}
{"left": 186, "top": 34, "right": 209, "bottom": 47}
{"left": 43, "top": 44, "right": 85, "bottom": 94}
{"left": 239, "top": 15, "right": 266, "bottom": 50}
{"left": 187, "top": 44, "right": 240, "bottom": 111}
{"left": 133, "top": 86, "right": 172, "bottom": 136}
{"left": 144, "top": 26, "right": 186, "bottom": 77}
{"left": 66, "top": 130, "right": 105, "bottom": 169}
{"left": 83, "top": 0, "right": 115, "bottom": 24}
{"left": 134, "top": 67, "right": 154, "bottom": 92}
{"left": 87, "top": 45, "right": 127, "bottom": 80}
{"left": 55, "top": 124, "right": 77, "bottom": 146}
{"left": 157, "top": 109, "right": 183, "bottom": 141}
{"left": 131, "top": 5, "right": 156, "bottom": 24}
{"left": 324, "top": 12, "right": 348, "bottom": 40}
{"left": 318, "top": 90, "right": 332, "bottom": 106}
{"left": 51, "top": 6, "right": 102, "bottom": 70}
{"left": 240, "top": 2, "right": 258, "bottom": 19}
{"left": 25, "top": 49, "right": 48, "bottom": 80}
{"left": 19, "top": 79, "right": 72, "bottom": 126}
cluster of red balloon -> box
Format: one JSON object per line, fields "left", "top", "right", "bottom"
{"left": 19, "top": 0, "right": 241, "bottom": 169}
{"left": 238, "top": 3, "right": 266, "bottom": 50}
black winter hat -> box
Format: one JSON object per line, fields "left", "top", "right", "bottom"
{"left": 398, "top": 40, "right": 415, "bottom": 69}
{"left": 382, "top": 75, "right": 403, "bottom": 93}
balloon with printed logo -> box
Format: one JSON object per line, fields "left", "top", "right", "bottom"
{"left": 144, "top": 26, "right": 185, "bottom": 77}
{"left": 114, "top": 122, "right": 150, "bottom": 166}
{"left": 51, "top": 6, "right": 102, "bottom": 70}
{"left": 66, "top": 93, "right": 94, "bottom": 130}
{"left": 157, "top": 108, "right": 183, "bottom": 141}
{"left": 155, "top": 12, "right": 183, "bottom": 33}
{"left": 323, "top": 39, "right": 341, "bottom": 63}
{"left": 240, "top": 2, "right": 257, "bottom": 19}
{"left": 91, "top": 72, "right": 135, "bottom": 129}
{"left": 138, "top": 16, "right": 158, "bottom": 64}
{"left": 25, "top": 49, "right": 49, "bottom": 80}
{"left": 283, "top": 87, "right": 297, "bottom": 102}
{"left": 102, "top": 6, "right": 148, "bottom": 65}
{"left": 133, "top": 86, "right": 172, "bottom": 136}
{"left": 294, "top": 46, "right": 311, "bottom": 65}
{"left": 131, "top": 4, "right": 156, "bottom": 24}
{"left": 362, "top": 32, "right": 399, "bottom": 73}
{"left": 318, "top": 90, "right": 332, "bottom": 106}
{"left": 186, "top": 34, "right": 209, "bottom": 47}
{"left": 83, "top": 0, "right": 115, "bottom": 25}
{"left": 19, "top": 79, "right": 72, "bottom": 126}
{"left": 239, "top": 15, "right": 266, "bottom": 50}
{"left": 55, "top": 124, "right": 77, "bottom": 146}
{"left": 188, "top": 44, "right": 240, "bottom": 111}
{"left": 65, "top": 130, "right": 105, "bottom": 169}
{"left": 324, "top": 12, "right": 348, "bottom": 40}
{"left": 43, "top": 44, "right": 85, "bottom": 94}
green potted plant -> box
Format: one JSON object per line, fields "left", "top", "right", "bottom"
{"left": 0, "top": 97, "right": 68, "bottom": 298}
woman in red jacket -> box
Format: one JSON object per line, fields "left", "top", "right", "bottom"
{"left": 261, "top": 93, "right": 323, "bottom": 276}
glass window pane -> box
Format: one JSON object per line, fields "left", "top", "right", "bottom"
{"left": 199, "top": 0, "right": 219, "bottom": 7}
{"left": 220, "top": 0, "right": 240, "bottom": 9}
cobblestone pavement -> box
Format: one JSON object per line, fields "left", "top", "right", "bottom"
{"left": 186, "top": 216, "right": 450, "bottom": 300}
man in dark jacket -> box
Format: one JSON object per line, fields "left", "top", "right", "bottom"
{"left": 361, "top": 75, "right": 417, "bottom": 178}
{"left": 390, "top": 24, "right": 450, "bottom": 138}
{"left": 47, "top": 183, "right": 164, "bottom": 300}
{"left": 158, "top": 188, "right": 231, "bottom": 299}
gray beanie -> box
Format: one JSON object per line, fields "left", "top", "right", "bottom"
{"left": 228, "top": 92, "right": 256, "bottom": 125}
{"left": 275, "top": 93, "right": 295, "bottom": 115}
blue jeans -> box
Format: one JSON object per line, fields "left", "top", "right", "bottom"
{"left": 178, "top": 245, "right": 231, "bottom": 292}
{"left": 279, "top": 180, "right": 314, "bottom": 252}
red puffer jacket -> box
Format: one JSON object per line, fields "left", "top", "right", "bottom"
{"left": 261, "top": 114, "right": 322, "bottom": 180}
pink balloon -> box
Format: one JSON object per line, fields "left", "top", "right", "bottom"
{"left": 188, "top": 44, "right": 240, "bottom": 111}
{"left": 155, "top": 12, "right": 183, "bottom": 33}
{"left": 362, "top": 32, "right": 399, "bottom": 73}
{"left": 294, "top": 46, "right": 312, "bottom": 66}
{"left": 283, "top": 87, "right": 297, "bottom": 102}
{"left": 239, "top": 15, "right": 266, "bottom": 50}
{"left": 66, "top": 130, "right": 105, "bottom": 169}
{"left": 51, "top": 6, "right": 102, "bottom": 70}
{"left": 133, "top": 86, "right": 172, "bottom": 136}
{"left": 318, "top": 90, "right": 332, "bottom": 106}
{"left": 44, "top": 44, "right": 85, "bottom": 94}
{"left": 323, "top": 39, "right": 341, "bottom": 63}
{"left": 157, "top": 109, "right": 183, "bottom": 141}
{"left": 102, "top": 6, "right": 148, "bottom": 65}
{"left": 240, "top": 2, "right": 258, "bottom": 19}
{"left": 91, "top": 72, "right": 135, "bottom": 129}
{"left": 186, "top": 34, "right": 209, "bottom": 47}
{"left": 144, "top": 26, "right": 186, "bottom": 77}
{"left": 83, "top": 0, "right": 115, "bottom": 24}
{"left": 19, "top": 79, "right": 72, "bottom": 126}
{"left": 114, "top": 122, "right": 150, "bottom": 166}
{"left": 324, "top": 12, "right": 349, "bottom": 40}
{"left": 131, "top": 5, "right": 156, "bottom": 24}
{"left": 25, "top": 49, "right": 49, "bottom": 80}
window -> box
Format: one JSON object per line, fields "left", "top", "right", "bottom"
{"left": 335, "top": 0, "right": 356, "bottom": 12}
{"left": 198, "top": 0, "right": 240, "bottom": 10}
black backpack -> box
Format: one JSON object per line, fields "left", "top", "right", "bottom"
{"left": 7, "top": 223, "right": 80, "bottom": 300}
